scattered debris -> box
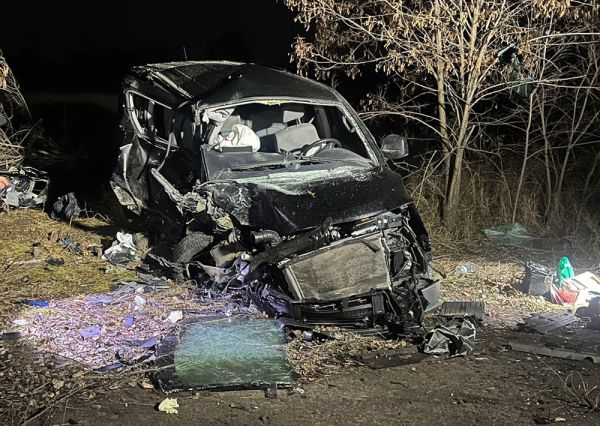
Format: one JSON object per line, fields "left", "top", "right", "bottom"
{"left": 58, "top": 235, "right": 84, "bottom": 255}
{"left": 166, "top": 310, "right": 183, "bottom": 324}
{"left": 508, "top": 341, "right": 600, "bottom": 363}
{"left": 102, "top": 232, "right": 138, "bottom": 266}
{"left": 552, "top": 272, "right": 600, "bottom": 310}
{"left": 521, "top": 261, "right": 553, "bottom": 296}
{"left": 424, "top": 320, "right": 476, "bottom": 356}
{"left": 158, "top": 397, "right": 179, "bottom": 414}
{"left": 483, "top": 223, "right": 533, "bottom": 247}
{"left": 556, "top": 256, "right": 575, "bottom": 287}
{"left": 50, "top": 192, "right": 80, "bottom": 222}
{"left": 520, "top": 312, "right": 580, "bottom": 334}
{"left": 438, "top": 301, "right": 486, "bottom": 322}
{"left": 12, "top": 285, "right": 230, "bottom": 369}
{"left": 454, "top": 261, "right": 477, "bottom": 276}
{"left": 25, "top": 300, "right": 49, "bottom": 308}
{"left": 0, "top": 167, "right": 48, "bottom": 210}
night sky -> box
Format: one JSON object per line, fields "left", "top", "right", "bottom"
{"left": 1, "top": 0, "right": 301, "bottom": 91}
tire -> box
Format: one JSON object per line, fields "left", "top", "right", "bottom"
{"left": 172, "top": 232, "right": 213, "bottom": 263}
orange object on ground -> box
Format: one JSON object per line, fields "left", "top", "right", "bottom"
{"left": 0, "top": 176, "right": 9, "bottom": 191}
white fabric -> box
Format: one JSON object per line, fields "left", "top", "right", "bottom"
{"left": 213, "top": 124, "right": 260, "bottom": 152}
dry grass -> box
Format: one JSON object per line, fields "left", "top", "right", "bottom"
{"left": 434, "top": 257, "right": 566, "bottom": 327}
{"left": 0, "top": 55, "right": 30, "bottom": 169}
{"left": 0, "top": 209, "right": 136, "bottom": 326}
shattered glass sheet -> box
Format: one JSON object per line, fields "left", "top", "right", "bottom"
{"left": 11, "top": 285, "right": 236, "bottom": 370}
{"left": 157, "top": 318, "right": 295, "bottom": 392}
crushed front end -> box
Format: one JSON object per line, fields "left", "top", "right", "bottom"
{"left": 246, "top": 206, "right": 439, "bottom": 338}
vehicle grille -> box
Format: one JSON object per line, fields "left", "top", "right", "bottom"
{"left": 281, "top": 233, "right": 391, "bottom": 301}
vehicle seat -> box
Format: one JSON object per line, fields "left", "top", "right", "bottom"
{"left": 273, "top": 123, "right": 320, "bottom": 152}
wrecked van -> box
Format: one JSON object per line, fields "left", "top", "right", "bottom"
{"left": 111, "top": 61, "right": 439, "bottom": 336}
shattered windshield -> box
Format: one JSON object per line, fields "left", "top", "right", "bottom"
{"left": 200, "top": 102, "right": 376, "bottom": 178}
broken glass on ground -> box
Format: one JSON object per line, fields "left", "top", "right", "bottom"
{"left": 156, "top": 317, "right": 296, "bottom": 392}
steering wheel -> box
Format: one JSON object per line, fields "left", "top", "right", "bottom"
{"left": 296, "top": 138, "right": 342, "bottom": 157}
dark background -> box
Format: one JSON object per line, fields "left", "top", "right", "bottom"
{"left": 1, "top": 0, "right": 306, "bottom": 202}
{"left": 1, "top": 0, "right": 301, "bottom": 92}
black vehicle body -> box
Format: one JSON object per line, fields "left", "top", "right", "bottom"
{"left": 111, "top": 61, "right": 439, "bottom": 337}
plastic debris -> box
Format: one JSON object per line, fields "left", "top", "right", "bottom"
{"left": 424, "top": 320, "right": 476, "bottom": 356}
{"left": 556, "top": 256, "right": 575, "bottom": 287}
{"left": 123, "top": 317, "right": 135, "bottom": 327}
{"left": 58, "top": 235, "right": 83, "bottom": 255}
{"left": 50, "top": 192, "right": 80, "bottom": 222}
{"left": 522, "top": 261, "right": 553, "bottom": 296}
{"left": 25, "top": 300, "right": 49, "bottom": 307}
{"left": 289, "top": 386, "right": 305, "bottom": 396}
{"left": 79, "top": 325, "right": 101, "bottom": 339}
{"left": 454, "top": 261, "right": 477, "bottom": 276}
{"left": 102, "top": 232, "right": 138, "bottom": 266}
{"left": 86, "top": 295, "right": 113, "bottom": 305}
{"left": 166, "top": 310, "right": 183, "bottom": 324}
{"left": 158, "top": 398, "right": 179, "bottom": 414}
{"left": 46, "top": 257, "right": 65, "bottom": 266}
{"left": 134, "top": 295, "right": 146, "bottom": 308}
{"left": 552, "top": 272, "right": 600, "bottom": 310}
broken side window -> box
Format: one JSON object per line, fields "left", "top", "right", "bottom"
{"left": 127, "top": 92, "right": 174, "bottom": 144}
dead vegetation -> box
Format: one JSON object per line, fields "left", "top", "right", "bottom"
{"left": 0, "top": 55, "right": 31, "bottom": 169}
{"left": 284, "top": 0, "right": 600, "bottom": 253}
{"left": 550, "top": 368, "right": 600, "bottom": 412}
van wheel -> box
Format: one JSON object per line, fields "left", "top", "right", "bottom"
{"left": 172, "top": 232, "right": 213, "bottom": 263}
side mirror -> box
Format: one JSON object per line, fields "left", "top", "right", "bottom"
{"left": 381, "top": 134, "right": 409, "bottom": 160}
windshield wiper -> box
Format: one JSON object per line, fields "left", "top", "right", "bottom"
{"left": 229, "top": 158, "right": 330, "bottom": 172}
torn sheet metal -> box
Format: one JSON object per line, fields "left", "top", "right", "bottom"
{"left": 0, "top": 167, "right": 48, "bottom": 209}
{"left": 424, "top": 320, "right": 476, "bottom": 356}
{"left": 156, "top": 318, "right": 295, "bottom": 392}
{"left": 520, "top": 312, "right": 580, "bottom": 334}
{"left": 509, "top": 341, "right": 600, "bottom": 363}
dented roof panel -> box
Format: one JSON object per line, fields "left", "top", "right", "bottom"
{"left": 128, "top": 61, "right": 340, "bottom": 106}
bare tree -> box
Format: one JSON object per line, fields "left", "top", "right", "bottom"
{"left": 283, "top": 0, "right": 598, "bottom": 224}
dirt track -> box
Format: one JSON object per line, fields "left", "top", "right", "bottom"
{"left": 48, "top": 328, "right": 600, "bottom": 425}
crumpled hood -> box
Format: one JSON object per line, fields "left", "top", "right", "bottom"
{"left": 207, "top": 167, "right": 412, "bottom": 235}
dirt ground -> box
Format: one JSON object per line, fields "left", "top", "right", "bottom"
{"left": 1, "top": 210, "right": 600, "bottom": 425}
{"left": 49, "top": 329, "right": 600, "bottom": 426}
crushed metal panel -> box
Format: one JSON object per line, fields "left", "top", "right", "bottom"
{"left": 281, "top": 233, "right": 391, "bottom": 300}
{"left": 155, "top": 318, "right": 295, "bottom": 393}
{"left": 521, "top": 312, "right": 580, "bottom": 334}
{"left": 509, "top": 341, "right": 600, "bottom": 363}
{"left": 438, "top": 301, "right": 486, "bottom": 322}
